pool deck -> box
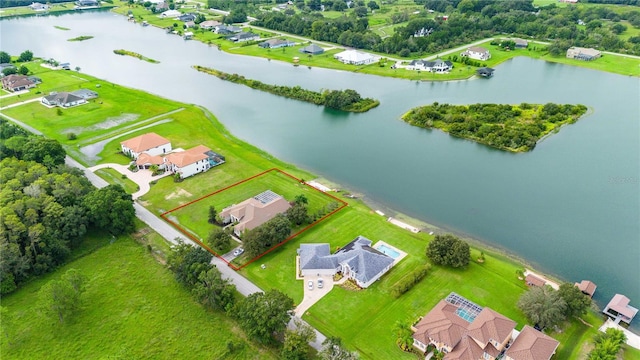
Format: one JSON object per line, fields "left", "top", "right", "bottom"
{"left": 373, "top": 240, "right": 407, "bottom": 265}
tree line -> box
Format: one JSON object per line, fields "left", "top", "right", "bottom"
{"left": 0, "top": 119, "right": 136, "bottom": 294}
{"left": 193, "top": 65, "right": 379, "bottom": 112}
{"left": 251, "top": 0, "right": 640, "bottom": 57}
{"left": 402, "top": 102, "right": 588, "bottom": 152}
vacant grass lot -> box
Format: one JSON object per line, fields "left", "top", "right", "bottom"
{"left": 0, "top": 232, "right": 277, "bottom": 360}
{"left": 95, "top": 167, "right": 139, "bottom": 194}
{"left": 4, "top": 68, "right": 626, "bottom": 359}
{"left": 165, "top": 169, "right": 342, "bottom": 245}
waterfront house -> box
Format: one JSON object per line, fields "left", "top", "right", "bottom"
{"left": 120, "top": 133, "right": 172, "bottom": 160}
{"left": 258, "top": 39, "right": 296, "bottom": 49}
{"left": 29, "top": 2, "right": 49, "bottom": 11}
{"left": 76, "top": 0, "right": 99, "bottom": 7}
{"left": 407, "top": 58, "right": 453, "bottom": 72}
{"left": 504, "top": 326, "right": 560, "bottom": 360}
{"left": 1, "top": 74, "right": 37, "bottom": 92}
{"left": 71, "top": 88, "right": 98, "bottom": 100}
{"left": 476, "top": 67, "right": 495, "bottom": 77}
{"left": 220, "top": 190, "right": 291, "bottom": 236}
{"left": 297, "top": 236, "right": 395, "bottom": 288}
{"left": 525, "top": 273, "right": 545, "bottom": 287}
{"left": 160, "top": 9, "right": 181, "bottom": 18}
{"left": 214, "top": 24, "right": 242, "bottom": 34}
{"left": 513, "top": 38, "right": 529, "bottom": 48}
{"left": 566, "top": 47, "right": 601, "bottom": 61}
{"left": 334, "top": 50, "right": 377, "bottom": 65}
{"left": 574, "top": 280, "right": 597, "bottom": 298}
{"left": 164, "top": 145, "right": 223, "bottom": 179}
{"left": 412, "top": 293, "right": 560, "bottom": 360}
{"left": 178, "top": 13, "right": 196, "bottom": 22}
{"left": 41, "top": 92, "right": 86, "bottom": 108}
{"left": 183, "top": 31, "right": 194, "bottom": 40}
{"left": 228, "top": 32, "right": 259, "bottom": 42}
{"left": 299, "top": 44, "right": 324, "bottom": 55}
{"left": 199, "top": 20, "right": 221, "bottom": 30}
{"left": 461, "top": 46, "right": 491, "bottom": 61}
{"left": 603, "top": 294, "right": 638, "bottom": 325}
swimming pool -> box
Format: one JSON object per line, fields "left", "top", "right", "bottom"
{"left": 376, "top": 244, "right": 401, "bottom": 259}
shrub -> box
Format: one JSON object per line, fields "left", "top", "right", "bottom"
{"left": 391, "top": 264, "right": 430, "bottom": 298}
{"left": 66, "top": 132, "right": 77, "bottom": 140}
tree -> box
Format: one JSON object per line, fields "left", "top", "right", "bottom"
{"left": 587, "top": 328, "right": 627, "bottom": 360}
{"left": 2, "top": 67, "right": 16, "bottom": 76}
{"left": 208, "top": 205, "right": 218, "bottom": 224}
{"left": 319, "top": 337, "right": 359, "bottom": 360}
{"left": 367, "top": 1, "right": 379, "bottom": 10}
{"left": 167, "top": 241, "right": 213, "bottom": 287}
{"left": 0, "top": 51, "right": 10, "bottom": 64}
{"left": 610, "top": 23, "right": 627, "bottom": 35}
{"left": 233, "top": 289, "right": 294, "bottom": 343}
{"left": 192, "top": 267, "right": 235, "bottom": 311}
{"left": 332, "top": 0, "right": 347, "bottom": 11}
{"left": 21, "top": 137, "right": 66, "bottom": 168}
{"left": 394, "top": 321, "right": 414, "bottom": 351}
{"left": 294, "top": 194, "right": 308, "bottom": 205}
{"left": 281, "top": 319, "right": 317, "bottom": 360}
{"left": 243, "top": 214, "right": 292, "bottom": 258}
{"left": 286, "top": 202, "right": 309, "bottom": 225}
{"left": 18, "top": 50, "right": 33, "bottom": 62}
{"left": 18, "top": 65, "right": 29, "bottom": 75}
{"left": 207, "top": 227, "right": 231, "bottom": 253}
{"left": 558, "top": 282, "right": 591, "bottom": 318}
{"left": 426, "top": 234, "right": 470, "bottom": 268}
{"left": 37, "top": 269, "right": 87, "bottom": 323}
{"left": 354, "top": 6, "right": 368, "bottom": 17}
{"left": 83, "top": 184, "right": 135, "bottom": 235}
{"left": 517, "top": 286, "right": 566, "bottom": 330}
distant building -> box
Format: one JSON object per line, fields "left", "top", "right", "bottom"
{"left": 228, "top": 32, "right": 259, "bottom": 42}
{"left": 333, "top": 50, "right": 377, "bottom": 65}
{"left": 199, "top": 20, "right": 221, "bottom": 30}
{"left": 1, "top": 74, "right": 37, "bottom": 92}
{"left": 29, "top": 2, "right": 49, "bottom": 11}
{"left": 407, "top": 58, "right": 453, "bottom": 72}
{"left": 299, "top": 44, "right": 324, "bottom": 55}
{"left": 258, "top": 39, "right": 296, "bottom": 49}
{"left": 513, "top": 38, "right": 529, "bottom": 48}
{"left": 525, "top": 273, "right": 546, "bottom": 287}
{"left": 183, "top": 31, "right": 193, "bottom": 40}
{"left": 461, "top": 46, "right": 491, "bottom": 61}
{"left": 574, "top": 280, "right": 597, "bottom": 298}
{"left": 76, "top": 0, "right": 99, "bottom": 7}
{"left": 566, "top": 47, "right": 601, "bottom": 61}
{"left": 214, "top": 24, "right": 242, "bottom": 34}
{"left": 160, "top": 9, "right": 181, "bottom": 18}
{"left": 413, "top": 27, "right": 433, "bottom": 37}
{"left": 603, "top": 294, "right": 638, "bottom": 325}
{"left": 476, "top": 67, "right": 494, "bottom": 78}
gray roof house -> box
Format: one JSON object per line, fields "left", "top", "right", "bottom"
{"left": 298, "top": 236, "right": 395, "bottom": 288}
{"left": 214, "top": 24, "right": 242, "bottom": 34}
{"left": 228, "top": 32, "right": 259, "bottom": 42}
{"left": 41, "top": 92, "right": 86, "bottom": 108}
{"left": 258, "top": 39, "right": 296, "bottom": 49}
{"left": 71, "top": 88, "right": 98, "bottom": 100}
{"left": 299, "top": 44, "right": 324, "bottom": 55}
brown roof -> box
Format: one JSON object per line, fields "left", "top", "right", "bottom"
{"left": 446, "top": 335, "right": 487, "bottom": 360}
{"left": 120, "top": 133, "right": 170, "bottom": 153}
{"left": 505, "top": 326, "right": 559, "bottom": 360}
{"left": 135, "top": 152, "right": 164, "bottom": 166}
{"left": 164, "top": 146, "right": 210, "bottom": 168}
{"left": 525, "top": 274, "right": 545, "bottom": 287}
{"left": 574, "top": 280, "right": 597, "bottom": 297}
{"left": 468, "top": 46, "right": 489, "bottom": 54}
{"left": 413, "top": 300, "right": 469, "bottom": 349}
{"left": 220, "top": 192, "right": 291, "bottom": 233}
{"left": 2, "top": 74, "right": 35, "bottom": 89}
{"left": 606, "top": 294, "right": 638, "bottom": 320}
{"left": 467, "top": 307, "right": 517, "bottom": 348}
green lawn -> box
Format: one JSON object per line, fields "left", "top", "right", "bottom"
{"left": 0, "top": 2, "right": 115, "bottom": 18}
{"left": 0, "top": 231, "right": 277, "bottom": 360}
{"left": 3, "top": 66, "right": 624, "bottom": 360}
{"left": 95, "top": 167, "right": 140, "bottom": 194}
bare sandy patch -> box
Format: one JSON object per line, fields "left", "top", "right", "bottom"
{"left": 165, "top": 188, "right": 193, "bottom": 200}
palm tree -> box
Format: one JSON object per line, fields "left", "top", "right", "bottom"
{"left": 394, "top": 321, "right": 414, "bottom": 351}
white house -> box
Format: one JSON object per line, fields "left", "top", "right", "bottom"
{"left": 120, "top": 133, "right": 172, "bottom": 160}
{"left": 461, "top": 46, "right": 491, "bottom": 61}
{"left": 164, "top": 145, "right": 218, "bottom": 179}
{"left": 160, "top": 9, "right": 181, "bottom": 18}
{"left": 333, "top": 50, "right": 378, "bottom": 65}
{"left": 407, "top": 58, "right": 453, "bottom": 72}
{"left": 41, "top": 92, "right": 86, "bottom": 108}
{"left": 29, "top": 2, "right": 49, "bottom": 11}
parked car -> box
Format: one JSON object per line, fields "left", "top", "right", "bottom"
{"left": 233, "top": 248, "right": 244, "bottom": 256}
{"left": 317, "top": 278, "right": 324, "bottom": 289}
{"left": 308, "top": 280, "right": 313, "bottom": 290}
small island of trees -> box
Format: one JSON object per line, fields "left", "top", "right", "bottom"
{"left": 402, "top": 102, "right": 588, "bottom": 152}
{"left": 113, "top": 49, "right": 159, "bottom": 64}
{"left": 193, "top": 65, "right": 380, "bottom": 113}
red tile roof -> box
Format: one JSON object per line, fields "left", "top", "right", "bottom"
{"left": 164, "top": 146, "right": 210, "bottom": 168}
{"left": 120, "top": 133, "right": 170, "bottom": 153}
{"left": 525, "top": 274, "right": 545, "bottom": 287}
{"left": 574, "top": 280, "right": 597, "bottom": 297}
{"left": 504, "top": 326, "right": 559, "bottom": 360}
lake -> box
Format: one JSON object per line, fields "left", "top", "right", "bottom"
{"left": 1, "top": 11, "right": 638, "bottom": 325}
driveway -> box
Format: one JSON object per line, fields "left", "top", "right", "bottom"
{"left": 295, "top": 274, "right": 336, "bottom": 317}
{"left": 87, "top": 163, "right": 173, "bottom": 199}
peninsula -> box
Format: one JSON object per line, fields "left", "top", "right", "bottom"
{"left": 402, "top": 102, "right": 588, "bottom": 152}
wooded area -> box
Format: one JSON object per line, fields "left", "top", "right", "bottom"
{"left": 402, "top": 102, "right": 588, "bottom": 152}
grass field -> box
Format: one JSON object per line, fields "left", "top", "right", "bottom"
{"left": 0, "top": 2, "right": 115, "bottom": 18}
{"left": 95, "top": 167, "right": 140, "bottom": 194}
{"left": 0, "top": 232, "right": 278, "bottom": 360}
{"left": 3, "top": 62, "right": 633, "bottom": 360}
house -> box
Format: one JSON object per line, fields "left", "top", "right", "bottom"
{"left": 412, "top": 293, "right": 560, "bottom": 360}
{"left": 71, "top": 88, "right": 98, "bottom": 100}
{"left": 513, "top": 38, "right": 529, "bottom": 48}
{"left": 525, "top": 273, "right": 546, "bottom": 287}
{"left": 407, "top": 58, "right": 453, "bottom": 72}
{"left": 135, "top": 153, "right": 165, "bottom": 170}
{"left": 29, "top": 2, "right": 49, "bottom": 11}
{"left": 574, "top": 280, "right": 597, "bottom": 298}
{"left": 298, "top": 236, "right": 395, "bottom": 288}
{"left": 228, "top": 32, "right": 259, "bottom": 42}
{"left": 413, "top": 27, "right": 433, "bottom": 37}
{"left": 566, "top": 47, "right": 601, "bottom": 61}
{"left": 183, "top": 31, "right": 193, "bottom": 40}
{"left": 504, "top": 326, "right": 560, "bottom": 360}
{"left": 160, "top": 9, "right": 181, "bottom": 18}
{"left": 120, "top": 132, "right": 172, "bottom": 160}
{"left": 164, "top": 145, "right": 223, "bottom": 179}
{"left": 76, "top": 0, "right": 99, "bottom": 7}
{"left": 59, "top": 62, "right": 71, "bottom": 70}
{"left": 41, "top": 92, "right": 86, "bottom": 108}
{"left": 333, "top": 50, "right": 377, "bottom": 65}
{"left": 476, "top": 67, "right": 494, "bottom": 77}
{"left": 214, "top": 24, "right": 242, "bottom": 34}
{"left": 299, "top": 44, "right": 324, "bottom": 55}
{"left": 461, "top": 46, "right": 491, "bottom": 61}
{"left": 1, "top": 74, "right": 37, "bottom": 92}
{"left": 178, "top": 13, "right": 196, "bottom": 22}
{"left": 603, "top": 294, "right": 638, "bottom": 325}
{"left": 258, "top": 39, "right": 296, "bottom": 49}
{"left": 184, "top": 21, "right": 195, "bottom": 28}
{"left": 220, "top": 190, "right": 291, "bottom": 236}
{"left": 199, "top": 20, "right": 221, "bottom": 30}
{"left": 154, "top": 1, "right": 168, "bottom": 11}
{"left": 26, "top": 76, "right": 42, "bottom": 84}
